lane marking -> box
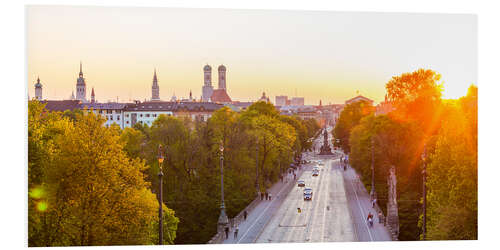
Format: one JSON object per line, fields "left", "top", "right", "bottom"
{"left": 320, "top": 159, "right": 331, "bottom": 241}
{"left": 348, "top": 170, "right": 374, "bottom": 241}
{"left": 236, "top": 176, "right": 292, "bottom": 243}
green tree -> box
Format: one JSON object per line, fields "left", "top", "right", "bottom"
{"left": 425, "top": 85, "right": 477, "bottom": 240}
{"left": 333, "top": 100, "right": 375, "bottom": 153}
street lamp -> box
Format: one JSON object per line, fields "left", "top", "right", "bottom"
{"left": 157, "top": 145, "right": 164, "bottom": 245}
{"left": 217, "top": 142, "right": 229, "bottom": 231}
{"left": 422, "top": 144, "right": 427, "bottom": 240}
{"left": 370, "top": 137, "right": 376, "bottom": 200}
{"left": 255, "top": 140, "right": 260, "bottom": 196}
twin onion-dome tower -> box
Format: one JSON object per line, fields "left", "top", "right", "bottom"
{"left": 151, "top": 64, "right": 231, "bottom": 103}
{"left": 202, "top": 64, "right": 229, "bottom": 102}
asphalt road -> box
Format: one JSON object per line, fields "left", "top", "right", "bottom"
{"left": 222, "top": 126, "right": 392, "bottom": 243}
{"left": 255, "top": 158, "right": 356, "bottom": 243}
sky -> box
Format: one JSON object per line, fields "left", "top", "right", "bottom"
{"left": 26, "top": 6, "right": 477, "bottom": 105}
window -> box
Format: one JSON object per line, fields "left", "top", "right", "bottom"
{"left": 99, "top": 110, "right": 103, "bottom": 114}
{"left": 153, "top": 114, "right": 157, "bottom": 117}
{"left": 140, "top": 114, "right": 143, "bottom": 117}
{"left": 125, "top": 114, "right": 129, "bottom": 118}
{"left": 106, "top": 110, "right": 112, "bottom": 114}
{"left": 110, "top": 116, "right": 113, "bottom": 121}
{"left": 126, "top": 121, "right": 129, "bottom": 124}
{"left": 117, "top": 115, "right": 120, "bottom": 121}
{"left": 146, "top": 114, "right": 150, "bottom": 118}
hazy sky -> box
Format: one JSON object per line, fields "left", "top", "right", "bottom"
{"left": 27, "top": 6, "right": 476, "bottom": 104}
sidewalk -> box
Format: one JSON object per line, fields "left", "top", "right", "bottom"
{"left": 342, "top": 164, "right": 392, "bottom": 241}
{"left": 221, "top": 165, "right": 306, "bottom": 243}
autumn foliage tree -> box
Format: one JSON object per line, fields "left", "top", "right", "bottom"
{"left": 28, "top": 101, "right": 178, "bottom": 246}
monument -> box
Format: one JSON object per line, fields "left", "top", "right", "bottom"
{"left": 319, "top": 128, "right": 333, "bottom": 155}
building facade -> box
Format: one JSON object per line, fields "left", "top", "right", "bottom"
{"left": 275, "top": 95, "right": 288, "bottom": 106}
{"left": 290, "top": 97, "right": 304, "bottom": 106}
{"left": 345, "top": 95, "right": 374, "bottom": 106}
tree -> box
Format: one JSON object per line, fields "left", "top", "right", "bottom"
{"left": 333, "top": 100, "right": 375, "bottom": 153}
{"left": 28, "top": 107, "right": 178, "bottom": 246}
{"left": 386, "top": 68, "right": 444, "bottom": 136}
{"left": 425, "top": 85, "right": 477, "bottom": 240}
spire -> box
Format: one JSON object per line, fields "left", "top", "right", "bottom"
{"left": 153, "top": 68, "right": 157, "bottom": 81}
{"left": 91, "top": 87, "right": 95, "bottom": 103}
{"left": 79, "top": 61, "right": 83, "bottom": 77}
{"left": 37, "top": 76, "right": 40, "bottom": 84}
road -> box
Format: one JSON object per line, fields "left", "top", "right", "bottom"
{"left": 255, "top": 157, "right": 355, "bottom": 243}
{"left": 222, "top": 127, "right": 392, "bottom": 243}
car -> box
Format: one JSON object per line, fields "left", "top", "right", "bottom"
{"left": 303, "top": 188, "right": 313, "bottom": 200}
{"left": 297, "top": 180, "right": 305, "bottom": 187}
{"left": 313, "top": 166, "right": 320, "bottom": 171}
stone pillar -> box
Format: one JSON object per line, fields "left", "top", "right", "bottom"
{"left": 386, "top": 165, "right": 400, "bottom": 240}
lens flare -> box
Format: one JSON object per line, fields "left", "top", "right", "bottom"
{"left": 29, "top": 187, "right": 44, "bottom": 199}
{"left": 37, "top": 201, "right": 48, "bottom": 212}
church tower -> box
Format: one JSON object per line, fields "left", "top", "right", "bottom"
{"left": 34, "top": 77, "right": 43, "bottom": 100}
{"left": 76, "top": 62, "right": 87, "bottom": 102}
{"left": 152, "top": 69, "right": 160, "bottom": 101}
{"left": 218, "top": 64, "right": 226, "bottom": 90}
{"left": 202, "top": 64, "right": 213, "bottom": 102}
{"left": 91, "top": 87, "right": 95, "bottom": 103}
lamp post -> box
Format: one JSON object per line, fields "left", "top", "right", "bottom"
{"left": 255, "top": 140, "right": 260, "bottom": 195}
{"left": 370, "top": 137, "right": 376, "bottom": 200}
{"left": 157, "top": 145, "right": 164, "bottom": 245}
{"left": 217, "top": 143, "right": 229, "bottom": 231}
{"left": 422, "top": 144, "right": 427, "bottom": 240}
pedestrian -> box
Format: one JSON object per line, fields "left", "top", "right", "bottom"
{"left": 243, "top": 210, "right": 248, "bottom": 220}
{"left": 372, "top": 198, "right": 377, "bottom": 208}
{"left": 265, "top": 192, "right": 269, "bottom": 200}
{"left": 378, "top": 211, "right": 382, "bottom": 223}
{"left": 269, "top": 193, "right": 272, "bottom": 200}
{"left": 260, "top": 192, "right": 264, "bottom": 201}
{"left": 224, "top": 226, "right": 229, "bottom": 239}
{"left": 234, "top": 226, "right": 239, "bottom": 239}
{"left": 294, "top": 173, "right": 296, "bottom": 180}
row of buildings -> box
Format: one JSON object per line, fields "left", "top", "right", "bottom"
{"left": 32, "top": 62, "right": 393, "bottom": 129}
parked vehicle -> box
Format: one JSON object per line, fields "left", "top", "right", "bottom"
{"left": 297, "top": 180, "right": 305, "bottom": 187}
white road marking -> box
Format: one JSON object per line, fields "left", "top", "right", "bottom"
{"left": 321, "top": 159, "right": 333, "bottom": 240}
{"left": 237, "top": 170, "right": 294, "bottom": 243}
{"left": 348, "top": 171, "right": 374, "bottom": 241}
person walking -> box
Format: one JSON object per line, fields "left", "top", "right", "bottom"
{"left": 260, "top": 192, "right": 264, "bottom": 201}
{"left": 234, "top": 226, "right": 239, "bottom": 239}
{"left": 265, "top": 192, "right": 269, "bottom": 200}
{"left": 269, "top": 193, "right": 272, "bottom": 200}
{"left": 372, "top": 198, "right": 377, "bottom": 208}
{"left": 243, "top": 210, "right": 248, "bottom": 220}
{"left": 224, "top": 226, "right": 229, "bottom": 239}
{"left": 378, "top": 211, "right": 383, "bottom": 223}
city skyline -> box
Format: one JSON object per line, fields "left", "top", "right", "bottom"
{"left": 27, "top": 6, "right": 477, "bottom": 104}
